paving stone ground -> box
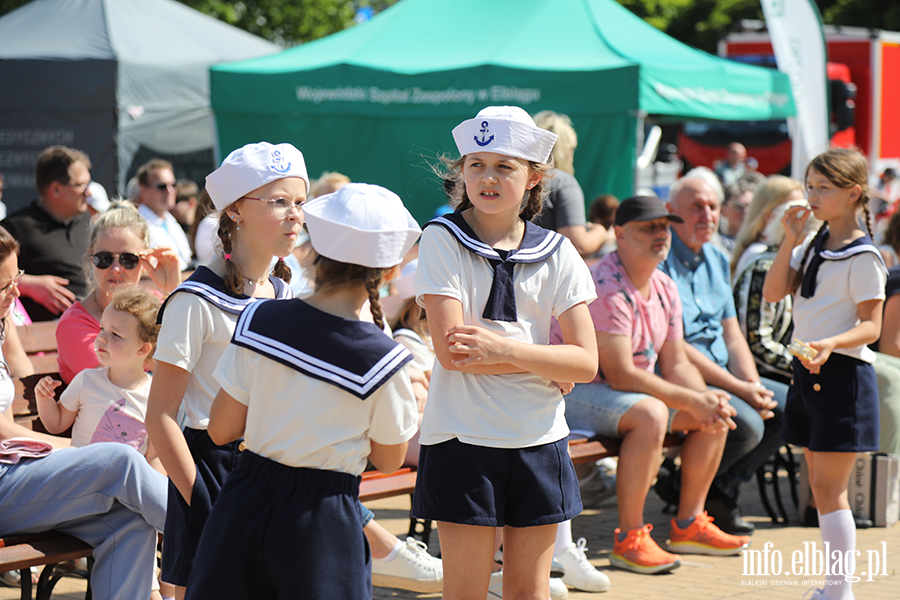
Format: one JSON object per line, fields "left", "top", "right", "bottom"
{"left": 3, "top": 455, "right": 898, "bottom": 599}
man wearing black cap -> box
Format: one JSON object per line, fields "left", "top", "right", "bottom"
{"left": 558, "top": 196, "right": 749, "bottom": 575}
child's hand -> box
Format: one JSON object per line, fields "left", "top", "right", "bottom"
{"left": 554, "top": 381, "right": 575, "bottom": 395}
{"left": 800, "top": 338, "right": 835, "bottom": 374}
{"left": 447, "top": 325, "right": 511, "bottom": 367}
{"left": 781, "top": 205, "right": 811, "bottom": 247}
{"left": 34, "top": 376, "right": 62, "bottom": 402}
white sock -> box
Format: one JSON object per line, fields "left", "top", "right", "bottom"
{"left": 373, "top": 538, "right": 403, "bottom": 562}
{"left": 553, "top": 520, "right": 573, "bottom": 557}
{"left": 819, "top": 509, "right": 856, "bottom": 600}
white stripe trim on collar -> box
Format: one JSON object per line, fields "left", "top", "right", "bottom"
{"left": 234, "top": 302, "right": 411, "bottom": 396}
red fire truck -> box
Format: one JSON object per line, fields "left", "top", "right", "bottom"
{"left": 678, "top": 25, "right": 900, "bottom": 178}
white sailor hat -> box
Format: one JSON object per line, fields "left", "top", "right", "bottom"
{"left": 206, "top": 142, "right": 309, "bottom": 211}
{"left": 452, "top": 106, "right": 558, "bottom": 164}
{"left": 304, "top": 183, "right": 421, "bottom": 269}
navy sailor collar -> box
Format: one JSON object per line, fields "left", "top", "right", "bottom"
{"left": 800, "top": 229, "right": 884, "bottom": 298}
{"left": 425, "top": 211, "right": 565, "bottom": 321}
{"left": 231, "top": 298, "right": 412, "bottom": 400}
{"left": 157, "top": 265, "right": 292, "bottom": 323}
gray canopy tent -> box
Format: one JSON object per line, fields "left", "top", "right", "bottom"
{"left": 0, "top": 0, "right": 279, "bottom": 212}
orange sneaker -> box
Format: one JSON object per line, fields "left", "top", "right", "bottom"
{"left": 610, "top": 524, "right": 681, "bottom": 574}
{"left": 667, "top": 512, "right": 751, "bottom": 556}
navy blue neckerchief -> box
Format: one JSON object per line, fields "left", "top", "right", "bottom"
{"left": 800, "top": 230, "right": 884, "bottom": 298}
{"left": 157, "top": 266, "right": 292, "bottom": 324}
{"left": 425, "top": 212, "right": 565, "bottom": 322}
{"left": 231, "top": 298, "right": 412, "bottom": 400}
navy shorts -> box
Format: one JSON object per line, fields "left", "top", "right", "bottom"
{"left": 783, "top": 354, "right": 880, "bottom": 452}
{"left": 185, "top": 452, "right": 369, "bottom": 600}
{"left": 411, "top": 437, "right": 582, "bottom": 528}
{"left": 161, "top": 428, "right": 242, "bottom": 586}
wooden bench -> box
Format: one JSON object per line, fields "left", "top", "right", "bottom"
{"left": 0, "top": 532, "right": 92, "bottom": 600}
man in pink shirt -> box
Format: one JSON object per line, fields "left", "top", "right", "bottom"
{"left": 562, "top": 196, "right": 748, "bottom": 574}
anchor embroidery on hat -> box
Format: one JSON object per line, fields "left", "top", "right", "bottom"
{"left": 425, "top": 212, "right": 564, "bottom": 322}
{"left": 270, "top": 149, "right": 292, "bottom": 174}
{"left": 474, "top": 121, "right": 495, "bottom": 147}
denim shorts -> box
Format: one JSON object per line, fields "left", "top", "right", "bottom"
{"left": 564, "top": 382, "right": 678, "bottom": 439}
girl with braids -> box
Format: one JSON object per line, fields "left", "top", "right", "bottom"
{"left": 146, "top": 142, "right": 301, "bottom": 599}
{"left": 764, "top": 148, "right": 887, "bottom": 600}
{"left": 412, "top": 106, "right": 598, "bottom": 600}
{"left": 184, "top": 183, "right": 421, "bottom": 600}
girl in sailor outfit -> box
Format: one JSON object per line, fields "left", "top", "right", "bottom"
{"left": 412, "top": 106, "right": 599, "bottom": 600}
{"left": 145, "top": 142, "right": 303, "bottom": 598}
{"left": 183, "top": 183, "right": 421, "bottom": 600}
{"left": 764, "top": 148, "right": 887, "bottom": 600}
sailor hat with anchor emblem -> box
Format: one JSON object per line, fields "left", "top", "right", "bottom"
{"left": 452, "top": 106, "right": 558, "bottom": 164}
{"left": 206, "top": 141, "right": 310, "bottom": 211}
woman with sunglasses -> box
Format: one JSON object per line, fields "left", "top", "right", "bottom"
{"left": 0, "top": 223, "right": 168, "bottom": 600}
{"left": 56, "top": 202, "right": 181, "bottom": 384}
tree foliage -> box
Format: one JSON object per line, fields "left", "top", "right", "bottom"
{"left": 1, "top": 0, "right": 899, "bottom": 50}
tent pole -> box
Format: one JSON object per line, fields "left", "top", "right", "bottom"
{"left": 633, "top": 111, "right": 646, "bottom": 196}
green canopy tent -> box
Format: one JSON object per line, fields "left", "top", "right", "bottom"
{"left": 211, "top": 0, "right": 795, "bottom": 223}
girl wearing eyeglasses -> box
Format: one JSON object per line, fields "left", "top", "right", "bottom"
{"left": 55, "top": 202, "right": 181, "bottom": 385}
{"left": 145, "top": 142, "right": 304, "bottom": 599}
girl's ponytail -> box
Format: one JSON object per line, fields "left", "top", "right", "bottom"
{"left": 789, "top": 222, "right": 828, "bottom": 295}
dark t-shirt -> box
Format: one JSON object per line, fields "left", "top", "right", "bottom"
{"left": 2, "top": 202, "right": 91, "bottom": 321}
{"left": 532, "top": 169, "right": 586, "bottom": 232}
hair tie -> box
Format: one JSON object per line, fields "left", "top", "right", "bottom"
{"left": 224, "top": 253, "right": 232, "bottom": 260}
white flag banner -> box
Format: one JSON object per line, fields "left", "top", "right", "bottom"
{"left": 761, "top": 0, "right": 829, "bottom": 180}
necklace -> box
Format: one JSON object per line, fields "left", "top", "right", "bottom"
{"left": 242, "top": 274, "right": 268, "bottom": 286}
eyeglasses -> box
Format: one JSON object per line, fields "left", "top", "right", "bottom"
{"left": 153, "top": 182, "right": 176, "bottom": 191}
{"left": 243, "top": 196, "right": 306, "bottom": 220}
{"left": 62, "top": 180, "right": 91, "bottom": 193}
{"left": 92, "top": 252, "right": 141, "bottom": 270}
{"left": 0, "top": 269, "right": 24, "bottom": 299}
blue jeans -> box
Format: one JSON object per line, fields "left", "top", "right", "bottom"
{"left": 715, "top": 377, "right": 789, "bottom": 496}
{"left": 0, "top": 443, "right": 167, "bottom": 600}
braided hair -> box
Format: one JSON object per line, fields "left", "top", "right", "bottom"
{"left": 313, "top": 255, "right": 389, "bottom": 330}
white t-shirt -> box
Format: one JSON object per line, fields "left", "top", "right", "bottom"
{"left": 214, "top": 338, "right": 419, "bottom": 476}
{"left": 194, "top": 213, "right": 219, "bottom": 266}
{"left": 59, "top": 367, "right": 152, "bottom": 454}
{"left": 138, "top": 204, "right": 193, "bottom": 271}
{"left": 791, "top": 234, "right": 887, "bottom": 363}
{"left": 0, "top": 340, "right": 15, "bottom": 414}
{"left": 393, "top": 329, "right": 434, "bottom": 373}
{"left": 155, "top": 292, "right": 239, "bottom": 429}
{"left": 415, "top": 224, "right": 596, "bottom": 448}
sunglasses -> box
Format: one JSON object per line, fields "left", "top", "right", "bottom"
{"left": 92, "top": 252, "right": 141, "bottom": 270}
{"left": 153, "top": 182, "right": 176, "bottom": 191}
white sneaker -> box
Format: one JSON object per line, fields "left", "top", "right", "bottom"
{"left": 549, "top": 577, "right": 569, "bottom": 600}
{"left": 371, "top": 537, "right": 443, "bottom": 593}
{"left": 486, "top": 571, "right": 568, "bottom": 600}
{"left": 556, "top": 538, "right": 611, "bottom": 592}
{"left": 487, "top": 570, "right": 503, "bottom": 598}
